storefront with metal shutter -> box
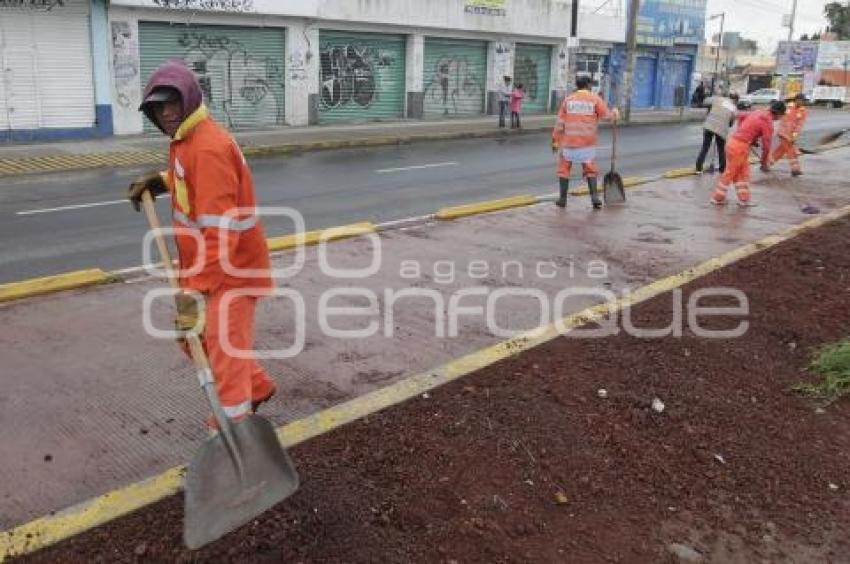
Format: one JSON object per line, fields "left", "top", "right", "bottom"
{"left": 138, "top": 22, "right": 286, "bottom": 131}
{"left": 318, "top": 31, "right": 406, "bottom": 123}
{"left": 0, "top": 0, "right": 98, "bottom": 141}
{"left": 513, "top": 44, "right": 551, "bottom": 114}
{"left": 423, "top": 38, "right": 487, "bottom": 118}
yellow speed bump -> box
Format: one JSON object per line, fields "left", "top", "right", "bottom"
{"left": 436, "top": 194, "right": 537, "bottom": 220}
{"left": 663, "top": 167, "right": 698, "bottom": 179}
{"left": 0, "top": 269, "right": 111, "bottom": 304}
{"left": 266, "top": 222, "right": 376, "bottom": 252}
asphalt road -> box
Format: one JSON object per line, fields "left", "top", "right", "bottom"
{"left": 1, "top": 109, "right": 849, "bottom": 283}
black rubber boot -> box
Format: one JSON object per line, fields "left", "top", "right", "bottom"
{"left": 555, "top": 178, "right": 568, "bottom": 207}
{"left": 587, "top": 177, "right": 602, "bottom": 209}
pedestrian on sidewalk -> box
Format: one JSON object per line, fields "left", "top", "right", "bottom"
{"left": 771, "top": 93, "right": 808, "bottom": 176}
{"left": 710, "top": 100, "right": 786, "bottom": 207}
{"left": 498, "top": 75, "right": 512, "bottom": 128}
{"left": 510, "top": 83, "right": 525, "bottom": 129}
{"left": 552, "top": 76, "right": 618, "bottom": 210}
{"left": 127, "top": 60, "right": 277, "bottom": 430}
{"left": 695, "top": 92, "right": 739, "bottom": 174}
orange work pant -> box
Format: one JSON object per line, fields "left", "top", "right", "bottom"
{"left": 712, "top": 138, "right": 751, "bottom": 204}
{"left": 201, "top": 289, "right": 275, "bottom": 423}
{"left": 557, "top": 152, "right": 599, "bottom": 178}
{"left": 771, "top": 137, "right": 801, "bottom": 173}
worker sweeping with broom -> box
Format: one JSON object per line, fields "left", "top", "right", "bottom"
{"left": 771, "top": 93, "right": 808, "bottom": 176}
{"left": 127, "top": 60, "right": 277, "bottom": 429}
{"left": 710, "top": 100, "right": 786, "bottom": 207}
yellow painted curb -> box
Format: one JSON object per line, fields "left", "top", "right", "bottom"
{"left": 0, "top": 269, "right": 111, "bottom": 304}
{"left": 435, "top": 194, "right": 538, "bottom": 220}
{"left": 2, "top": 204, "right": 849, "bottom": 561}
{"left": 266, "top": 222, "right": 376, "bottom": 252}
{"left": 663, "top": 167, "right": 697, "bottom": 179}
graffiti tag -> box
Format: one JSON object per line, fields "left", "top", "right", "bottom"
{"left": 320, "top": 45, "right": 394, "bottom": 110}
{"left": 424, "top": 56, "right": 483, "bottom": 115}
{"left": 0, "top": 0, "right": 64, "bottom": 9}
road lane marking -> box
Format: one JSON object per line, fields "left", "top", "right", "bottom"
{"left": 17, "top": 194, "right": 171, "bottom": 216}
{"left": 375, "top": 161, "right": 459, "bottom": 174}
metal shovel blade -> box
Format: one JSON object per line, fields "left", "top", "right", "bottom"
{"left": 603, "top": 171, "right": 626, "bottom": 204}
{"left": 184, "top": 415, "right": 300, "bottom": 549}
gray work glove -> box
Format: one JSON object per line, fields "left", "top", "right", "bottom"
{"left": 128, "top": 171, "right": 168, "bottom": 212}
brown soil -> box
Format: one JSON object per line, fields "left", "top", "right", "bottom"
{"left": 15, "top": 217, "right": 850, "bottom": 563}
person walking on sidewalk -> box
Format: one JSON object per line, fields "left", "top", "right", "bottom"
{"left": 695, "top": 92, "right": 739, "bottom": 174}
{"left": 127, "top": 60, "right": 277, "bottom": 429}
{"left": 552, "top": 76, "right": 618, "bottom": 210}
{"left": 510, "top": 83, "right": 525, "bottom": 129}
{"left": 771, "top": 93, "right": 808, "bottom": 176}
{"left": 498, "top": 75, "right": 512, "bottom": 128}
{"left": 710, "top": 100, "right": 786, "bottom": 207}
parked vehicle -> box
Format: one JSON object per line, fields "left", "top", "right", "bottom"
{"left": 738, "top": 88, "right": 781, "bottom": 109}
{"left": 811, "top": 86, "right": 849, "bottom": 108}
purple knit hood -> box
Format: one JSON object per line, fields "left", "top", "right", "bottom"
{"left": 140, "top": 59, "right": 203, "bottom": 134}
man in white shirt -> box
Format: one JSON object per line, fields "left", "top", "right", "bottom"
{"left": 497, "top": 75, "right": 512, "bottom": 128}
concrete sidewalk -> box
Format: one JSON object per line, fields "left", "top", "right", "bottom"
{"left": 0, "top": 109, "right": 705, "bottom": 177}
{"left": 0, "top": 146, "right": 848, "bottom": 532}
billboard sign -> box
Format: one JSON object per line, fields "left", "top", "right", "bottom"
{"left": 631, "top": 0, "right": 707, "bottom": 47}
{"left": 776, "top": 41, "right": 819, "bottom": 73}
{"left": 464, "top": 0, "right": 506, "bottom": 16}
{"left": 816, "top": 41, "right": 850, "bottom": 70}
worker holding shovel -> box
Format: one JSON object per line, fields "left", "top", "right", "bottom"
{"left": 552, "top": 75, "right": 618, "bottom": 210}
{"left": 127, "top": 60, "right": 277, "bottom": 430}
{"left": 771, "top": 93, "right": 808, "bottom": 176}
{"left": 710, "top": 100, "right": 786, "bottom": 207}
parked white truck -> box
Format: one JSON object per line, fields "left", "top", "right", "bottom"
{"left": 811, "top": 86, "right": 850, "bottom": 107}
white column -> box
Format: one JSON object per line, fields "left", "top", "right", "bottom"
{"left": 285, "top": 21, "right": 319, "bottom": 127}
{"left": 108, "top": 14, "right": 144, "bottom": 135}
{"left": 405, "top": 33, "right": 425, "bottom": 118}
{"left": 550, "top": 40, "right": 570, "bottom": 112}
{"left": 486, "top": 40, "right": 515, "bottom": 114}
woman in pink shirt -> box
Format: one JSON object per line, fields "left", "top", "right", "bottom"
{"left": 510, "top": 83, "right": 525, "bottom": 129}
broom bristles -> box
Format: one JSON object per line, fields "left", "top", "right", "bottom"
{"left": 818, "top": 129, "right": 849, "bottom": 146}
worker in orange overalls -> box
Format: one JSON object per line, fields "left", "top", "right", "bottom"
{"left": 771, "top": 93, "right": 808, "bottom": 176}
{"left": 711, "top": 100, "right": 786, "bottom": 207}
{"left": 552, "top": 75, "right": 618, "bottom": 210}
{"left": 128, "top": 60, "right": 276, "bottom": 429}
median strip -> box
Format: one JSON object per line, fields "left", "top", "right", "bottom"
{"left": 435, "top": 195, "right": 538, "bottom": 220}
{"left": 0, "top": 269, "right": 111, "bottom": 304}
{"left": 2, "top": 203, "right": 848, "bottom": 561}
{"left": 265, "top": 222, "right": 376, "bottom": 252}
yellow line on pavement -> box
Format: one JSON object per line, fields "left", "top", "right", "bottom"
{"left": 2, "top": 203, "right": 849, "bottom": 560}
{"left": 0, "top": 269, "right": 111, "bottom": 304}
{"left": 266, "top": 222, "right": 376, "bottom": 252}
{"left": 435, "top": 194, "right": 538, "bottom": 220}
{"left": 663, "top": 167, "right": 697, "bottom": 179}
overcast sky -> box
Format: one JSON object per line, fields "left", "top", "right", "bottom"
{"left": 704, "top": 0, "right": 832, "bottom": 53}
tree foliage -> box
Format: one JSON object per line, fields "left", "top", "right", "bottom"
{"left": 825, "top": 2, "right": 850, "bottom": 39}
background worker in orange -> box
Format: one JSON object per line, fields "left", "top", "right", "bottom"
{"left": 771, "top": 93, "right": 808, "bottom": 176}
{"left": 552, "top": 75, "right": 618, "bottom": 209}
{"left": 711, "top": 100, "right": 786, "bottom": 206}
{"left": 128, "top": 60, "right": 276, "bottom": 428}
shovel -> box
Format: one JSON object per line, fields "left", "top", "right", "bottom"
{"left": 705, "top": 140, "right": 717, "bottom": 174}
{"left": 603, "top": 116, "right": 626, "bottom": 204}
{"left": 140, "top": 191, "right": 299, "bottom": 550}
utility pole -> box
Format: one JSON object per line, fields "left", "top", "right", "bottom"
{"left": 780, "top": 0, "right": 799, "bottom": 97}
{"left": 567, "top": 0, "right": 580, "bottom": 95}
{"left": 621, "top": 0, "right": 639, "bottom": 123}
{"left": 710, "top": 13, "right": 726, "bottom": 94}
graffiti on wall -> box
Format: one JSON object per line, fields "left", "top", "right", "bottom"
{"left": 0, "top": 0, "right": 65, "bottom": 8}
{"left": 319, "top": 45, "right": 394, "bottom": 109}
{"left": 111, "top": 21, "right": 140, "bottom": 109}
{"left": 151, "top": 0, "right": 255, "bottom": 12}
{"left": 513, "top": 56, "right": 539, "bottom": 104}
{"left": 176, "top": 31, "right": 284, "bottom": 128}
{"left": 423, "top": 57, "right": 483, "bottom": 115}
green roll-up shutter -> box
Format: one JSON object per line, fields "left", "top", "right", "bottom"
{"left": 423, "top": 38, "right": 487, "bottom": 118}
{"left": 318, "top": 31, "right": 406, "bottom": 123}
{"left": 138, "top": 22, "right": 286, "bottom": 131}
{"left": 514, "top": 44, "right": 552, "bottom": 114}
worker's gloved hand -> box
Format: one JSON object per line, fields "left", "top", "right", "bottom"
{"left": 551, "top": 140, "right": 559, "bottom": 154}
{"left": 760, "top": 163, "right": 771, "bottom": 173}
{"left": 175, "top": 291, "right": 205, "bottom": 337}
{"left": 128, "top": 171, "right": 168, "bottom": 212}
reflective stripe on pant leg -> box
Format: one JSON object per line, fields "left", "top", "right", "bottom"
{"left": 581, "top": 160, "right": 599, "bottom": 178}
{"left": 557, "top": 155, "right": 572, "bottom": 178}
{"left": 735, "top": 181, "right": 751, "bottom": 202}
{"left": 204, "top": 289, "right": 254, "bottom": 421}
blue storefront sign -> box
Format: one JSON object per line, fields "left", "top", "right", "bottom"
{"left": 631, "top": 0, "right": 706, "bottom": 47}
